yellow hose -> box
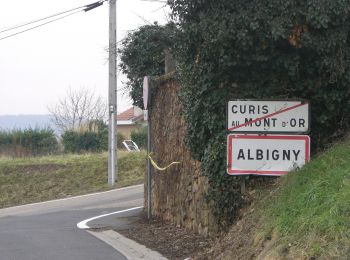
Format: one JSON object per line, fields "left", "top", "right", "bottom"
{"left": 148, "top": 152, "right": 180, "bottom": 171}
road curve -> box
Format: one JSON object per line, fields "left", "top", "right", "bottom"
{"left": 0, "top": 184, "right": 143, "bottom": 260}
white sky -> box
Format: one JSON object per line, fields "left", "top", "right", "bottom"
{"left": 0, "top": 0, "right": 170, "bottom": 115}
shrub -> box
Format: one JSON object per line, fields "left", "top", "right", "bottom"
{"left": 62, "top": 131, "right": 103, "bottom": 153}
{"left": 131, "top": 126, "right": 147, "bottom": 149}
{"left": 117, "top": 132, "right": 126, "bottom": 149}
{"left": 62, "top": 121, "right": 109, "bottom": 153}
{"left": 61, "top": 124, "right": 126, "bottom": 153}
{"left": 0, "top": 127, "right": 58, "bottom": 157}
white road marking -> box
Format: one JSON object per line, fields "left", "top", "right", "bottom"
{"left": 77, "top": 206, "right": 144, "bottom": 229}
{"left": 87, "top": 230, "right": 168, "bottom": 260}
{"left": 0, "top": 184, "right": 143, "bottom": 211}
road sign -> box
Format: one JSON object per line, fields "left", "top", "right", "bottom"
{"left": 143, "top": 76, "right": 149, "bottom": 110}
{"left": 227, "top": 134, "right": 310, "bottom": 176}
{"left": 227, "top": 100, "right": 309, "bottom": 133}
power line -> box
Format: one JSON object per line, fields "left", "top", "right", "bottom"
{"left": 0, "top": 0, "right": 106, "bottom": 41}
{"left": 0, "top": 5, "right": 88, "bottom": 34}
{"left": 0, "top": 11, "right": 83, "bottom": 41}
{"left": 151, "top": 4, "right": 168, "bottom": 13}
{"left": 0, "top": 0, "right": 166, "bottom": 37}
{"left": 131, "top": 10, "right": 153, "bottom": 25}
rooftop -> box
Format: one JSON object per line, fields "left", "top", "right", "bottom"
{"left": 116, "top": 107, "right": 144, "bottom": 123}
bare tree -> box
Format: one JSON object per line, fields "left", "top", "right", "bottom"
{"left": 48, "top": 88, "right": 107, "bottom": 133}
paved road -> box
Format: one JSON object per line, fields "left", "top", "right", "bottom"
{"left": 0, "top": 185, "right": 143, "bottom": 260}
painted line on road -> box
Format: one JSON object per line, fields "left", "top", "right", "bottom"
{"left": 87, "top": 230, "right": 167, "bottom": 260}
{"left": 2, "top": 184, "right": 143, "bottom": 210}
{"left": 77, "top": 206, "right": 144, "bottom": 229}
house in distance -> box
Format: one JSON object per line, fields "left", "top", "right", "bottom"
{"left": 116, "top": 106, "right": 145, "bottom": 138}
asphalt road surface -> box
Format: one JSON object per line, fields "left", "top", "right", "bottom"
{"left": 0, "top": 184, "right": 143, "bottom": 260}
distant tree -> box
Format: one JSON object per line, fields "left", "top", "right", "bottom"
{"left": 48, "top": 88, "right": 107, "bottom": 133}
{"left": 118, "top": 23, "right": 177, "bottom": 107}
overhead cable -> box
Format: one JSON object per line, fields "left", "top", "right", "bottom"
{"left": 0, "top": 5, "right": 88, "bottom": 34}
{"left": 0, "top": 0, "right": 106, "bottom": 41}
{"left": 0, "top": 11, "right": 82, "bottom": 41}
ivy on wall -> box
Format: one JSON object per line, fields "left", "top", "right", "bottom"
{"left": 120, "top": 0, "right": 350, "bottom": 229}
{"left": 169, "top": 0, "right": 350, "bottom": 228}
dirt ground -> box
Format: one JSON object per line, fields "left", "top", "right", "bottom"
{"left": 194, "top": 201, "right": 267, "bottom": 260}
{"left": 118, "top": 214, "right": 214, "bottom": 260}
{"left": 118, "top": 179, "right": 277, "bottom": 260}
{"left": 117, "top": 202, "right": 266, "bottom": 260}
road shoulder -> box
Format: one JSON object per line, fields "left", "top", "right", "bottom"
{"left": 87, "top": 230, "right": 167, "bottom": 260}
{"left": 77, "top": 206, "right": 168, "bottom": 259}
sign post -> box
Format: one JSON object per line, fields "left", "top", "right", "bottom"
{"left": 143, "top": 76, "right": 149, "bottom": 121}
{"left": 143, "top": 76, "right": 152, "bottom": 220}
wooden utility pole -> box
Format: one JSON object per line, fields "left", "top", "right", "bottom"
{"left": 108, "top": 0, "right": 117, "bottom": 187}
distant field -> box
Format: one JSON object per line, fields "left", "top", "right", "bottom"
{"left": 0, "top": 151, "right": 146, "bottom": 208}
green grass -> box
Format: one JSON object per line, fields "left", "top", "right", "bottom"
{"left": 0, "top": 151, "right": 146, "bottom": 209}
{"left": 262, "top": 139, "right": 350, "bottom": 258}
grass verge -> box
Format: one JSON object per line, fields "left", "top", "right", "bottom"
{"left": 261, "top": 139, "right": 350, "bottom": 258}
{"left": 201, "top": 138, "right": 350, "bottom": 259}
{"left": 0, "top": 151, "right": 146, "bottom": 209}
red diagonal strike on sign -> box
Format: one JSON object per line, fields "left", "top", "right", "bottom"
{"left": 228, "top": 102, "right": 307, "bottom": 131}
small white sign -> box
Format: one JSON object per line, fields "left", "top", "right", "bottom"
{"left": 143, "top": 76, "right": 149, "bottom": 110}
{"left": 227, "top": 134, "right": 310, "bottom": 176}
{"left": 227, "top": 100, "right": 309, "bottom": 133}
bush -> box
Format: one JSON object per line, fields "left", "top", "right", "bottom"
{"left": 117, "top": 132, "right": 126, "bottom": 149}
{"left": 62, "top": 121, "right": 109, "bottom": 153}
{"left": 0, "top": 127, "right": 58, "bottom": 157}
{"left": 62, "top": 122, "right": 126, "bottom": 153}
{"left": 62, "top": 131, "right": 103, "bottom": 153}
{"left": 131, "top": 126, "right": 147, "bottom": 149}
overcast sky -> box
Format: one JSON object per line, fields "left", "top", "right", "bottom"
{"left": 0, "top": 0, "right": 169, "bottom": 115}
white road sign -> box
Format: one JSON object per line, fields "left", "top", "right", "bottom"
{"left": 227, "top": 100, "right": 309, "bottom": 133}
{"left": 143, "top": 76, "right": 149, "bottom": 110}
{"left": 227, "top": 134, "right": 310, "bottom": 176}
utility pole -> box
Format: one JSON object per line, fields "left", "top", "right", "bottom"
{"left": 108, "top": 0, "right": 117, "bottom": 187}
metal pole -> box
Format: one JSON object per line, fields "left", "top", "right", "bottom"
{"left": 108, "top": 0, "right": 117, "bottom": 187}
{"left": 147, "top": 109, "right": 152, "bottom": 219}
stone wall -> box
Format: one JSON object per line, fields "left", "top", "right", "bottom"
{"left": 144, "top": 74, "right": 216, "bottom": 236}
